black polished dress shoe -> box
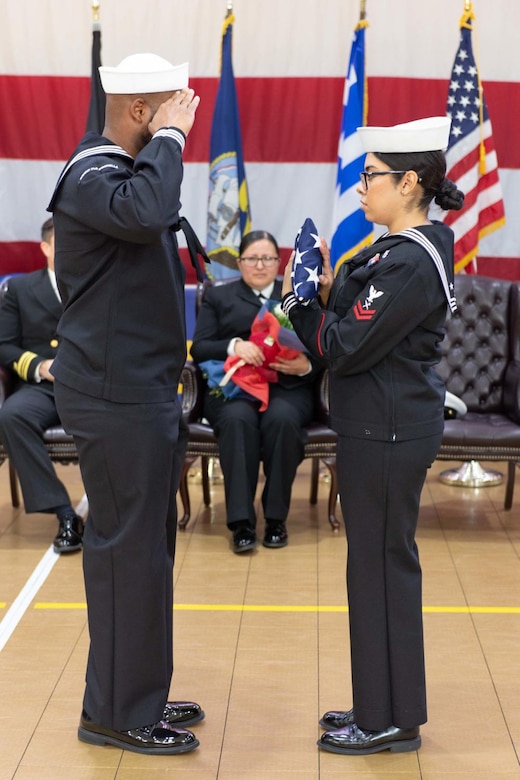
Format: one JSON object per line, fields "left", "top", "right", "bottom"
{"left": 232, "top": 527, "right": 257, "bottom": 553}
{"left": 319, "top": 708, "right": 355, "bottom": 729}
{"left": 318, "top": 723, "right": 421, "bottom": 755}
{"left": 163, "top": 700, "right": 205, "bottom": 727}
{"left": 53, "top": 513, "right": 84, "bottom": 554}
{"left": 263, "top": 521, "right": 288, "bottom": 548}
{"left": 78, "top": 710, "right": 199, "bottom": 755}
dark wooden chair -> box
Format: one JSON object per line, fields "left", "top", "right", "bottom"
{"left": 435, "top": 274, "right": 520, "bottom": 509}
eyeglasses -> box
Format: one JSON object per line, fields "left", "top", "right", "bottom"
{"left": 238, "top": 256, "right": 280, "bottom": 267}
{"left": 359, "top": 170, "right": 408, "bottom": 191}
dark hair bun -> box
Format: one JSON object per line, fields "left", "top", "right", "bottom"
{"left": 434, "top": 178, "right": 465, "bottom": 211}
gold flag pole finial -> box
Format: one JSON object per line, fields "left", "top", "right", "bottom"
{"left": 360, "top": 0, "right": 367, "bottom": 21}
{"left": 464, "top": 0, "right": 472, "bottom": 11}
{"left": 226, "top": 1, "right": 233, "bottom": 16}
{"left": 92, "top": 1, "right": 100, "bottom": 23}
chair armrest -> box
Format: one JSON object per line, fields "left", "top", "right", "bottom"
{"left": 0, "top": 365, "right": 14, "bottom": 407}
{"left": 180, "top": 361, "right": 204, "bottom": 423}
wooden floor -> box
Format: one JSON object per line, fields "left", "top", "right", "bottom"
{"left": 0, "top": 456, "right": 520, "bottom": 780}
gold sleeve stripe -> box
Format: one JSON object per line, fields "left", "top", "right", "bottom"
{"left": 13, "top": 351, "right": 39, "bottom": 381}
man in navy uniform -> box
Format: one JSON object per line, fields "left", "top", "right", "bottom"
{"left": 0, "top": 217, "right": 83, "bottom": 552}
{"left": 48, "top": 53, "right": 204, "bottom": 755}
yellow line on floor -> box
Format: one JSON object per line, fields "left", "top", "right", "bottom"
{"left": 27, "top": 602, "right": 520, "bottom": 614}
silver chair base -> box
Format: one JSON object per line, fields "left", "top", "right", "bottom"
{"left": 439, "top": 460, "right": 504, "bottom": 488}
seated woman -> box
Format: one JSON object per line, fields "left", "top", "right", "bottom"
{"left": 191, "top": 230, "right": 323, "bottom": 553}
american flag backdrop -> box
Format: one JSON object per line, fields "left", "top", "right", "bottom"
{"left": 0, "top": 0, "right": 518, "bottom": 284}
{"left": 442, "top": 6, "right": 505, "bottom": 272}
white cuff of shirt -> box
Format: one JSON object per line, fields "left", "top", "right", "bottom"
{"left": 298, "top": 361, "right": 313, "bottom": 377}
{"left": 227, "top": 337, "right": 242, "bottom": 357}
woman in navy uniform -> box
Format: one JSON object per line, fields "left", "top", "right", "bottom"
{"left": 282, "top": 117, "right": 464, "bottom": 755}
{"left": 191, "top": 230, "right": 322, "bottom": 553}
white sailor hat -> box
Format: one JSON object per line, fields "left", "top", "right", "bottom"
{"left": 99, "top": 53, "right": 189, "bottom": 95}
{"left": 357, "top": 116, "right": 451, "bottom": 153}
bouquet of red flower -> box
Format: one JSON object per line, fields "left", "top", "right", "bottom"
{"left": 218, "top": 300, "right": 306, "bottom": 410}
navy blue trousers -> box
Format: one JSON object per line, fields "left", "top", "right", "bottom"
{"left": 55, "top": 381, "right": 187, "bottom": 731}
{"left": 337, "top": 432, "right": 442, "bottom": 731}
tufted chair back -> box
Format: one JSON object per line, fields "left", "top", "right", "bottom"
{"left": 435, "top": 274, "right": 520, "bottom": 509}
{"left": 437, "top": 275, "right": 520, "bottom": 417}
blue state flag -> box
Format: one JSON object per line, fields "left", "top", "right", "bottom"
{"left": 207, "top": 10, "right": 251, "bottom": 280}
{"left": 330, "top": 19, "right": 373, "bottom": 273}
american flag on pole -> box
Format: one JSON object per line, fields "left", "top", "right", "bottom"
{"left": 206, "top": 6, "right": 251, "bottom": 280}
{"left": 443, "top": 4, "right": 505, "bottom": 273}
{"left": 329, "top": 13, "right": 373, "bottom": 273}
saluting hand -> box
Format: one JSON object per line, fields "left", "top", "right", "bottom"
{"left": 149, "top": 89, "right": 200, "bottom": 138}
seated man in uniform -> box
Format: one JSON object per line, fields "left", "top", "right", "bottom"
{"left": 0, "top": 217, "right": 83, "bottom": 553}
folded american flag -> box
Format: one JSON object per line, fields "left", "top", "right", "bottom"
{"left": 292, "top": 217, "right": 323, "bottom": 303}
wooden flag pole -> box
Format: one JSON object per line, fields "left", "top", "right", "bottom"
{"left": 360, "top": 0, "right": 367, "bottom": 20}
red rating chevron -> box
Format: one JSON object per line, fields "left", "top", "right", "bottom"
{"left": 353, "top": 300, "right": 376, "bottom": 320}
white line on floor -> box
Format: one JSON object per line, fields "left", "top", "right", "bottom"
{"left": 0, "top": 545, "right": 59, "bottom": 652}
{"left": 0, "top": 494, "right": 88, "bottom": 652}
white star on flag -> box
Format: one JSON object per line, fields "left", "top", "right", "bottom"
{"left": 291, "top": 217, "right": 323, "bottom": 302}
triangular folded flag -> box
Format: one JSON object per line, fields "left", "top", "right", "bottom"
{"left": 292, "top": 217, "right": 322, "bottom": 302}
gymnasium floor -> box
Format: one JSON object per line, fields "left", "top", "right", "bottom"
{"left": 0, "top": 456, "right": 519, "bottom": 779}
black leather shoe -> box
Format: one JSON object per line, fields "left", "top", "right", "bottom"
{"left": 78, "top": 710, "right": 199, "bottom": 755}
{"left": 232, "top": 527, "right": 257, "bottom": 553}
{"left": 263, "top": 521, "right": 288, "bottom": 548}
{"left": 53, "top": 513, "right": 84, "bottom": 554}
{"left": 163, "top": 701, "right": 205, "bottom": 727}
{"left": 318, "top": 723, "right": 421, "bottom": 755}
{"left": 319, "top": 708, "right": 355, "bottom": 729}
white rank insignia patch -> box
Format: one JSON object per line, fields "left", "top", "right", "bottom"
{"left": 353, "top": 284, "right": 385, "bottom": 321}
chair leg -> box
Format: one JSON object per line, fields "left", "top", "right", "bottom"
{"left": 309, "top": 458, "right": 319, "bottom": 505}
{"left": 201, "top": 456, "right": 211, "bottom": 506}
{"left": 178, "top": 455, "right": 197, "bottom": 530}
{"left": 321, "top": 457, "right": 340, "bottom": 531}
{"left": 504, "top": 461, "right": 516, "bottom": 510}
{"left": 8, "top": 461, "right": 20, "bottom": 508}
